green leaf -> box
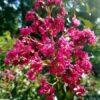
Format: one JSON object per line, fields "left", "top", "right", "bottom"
{"left": 80, "top": 18, "right": 94, "bottom": 29}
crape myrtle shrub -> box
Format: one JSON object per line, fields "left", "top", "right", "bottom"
{"left": 4, "top": 0, "right": 96, "bottom": 99}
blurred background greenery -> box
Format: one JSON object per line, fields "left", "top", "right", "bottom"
{"left": 0, "top": 0, "right": 100, "bottom": 99}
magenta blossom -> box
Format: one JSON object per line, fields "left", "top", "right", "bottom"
{"left": 72, "top": 17, "right": 80, "bottom": 27}
{"left": 38, "top": 79, "right": 55, "bottom": 95}
{"left": 20, "top": 26, "right": 32, "bottom": 36}
{"left": 25, "top": 11, "right": 38, "bottom": 22}
{"left": 74, "top": 85, "right": 86, "bottom": 96}
{"left": 47, "top": 0, "right": 62, "bottom": 5}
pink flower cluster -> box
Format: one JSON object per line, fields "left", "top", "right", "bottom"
{"left": 47, "top": 0, "right": 62, "bottom": 5}
{"left": 38, "top": 79, "right": 55, "bottom": 100}
{"left": 68, "top": 28, "right": 96, "bottom": 47}
{"left": 72, "top": 17, "right": 80, "bottom": 27}
{"left": 45, "top": 17, "right": 65, "bottom": 36}
{"left": 20, "top": 26, "right": 32, "bottom": 36}
{"left": 5, "top": 40, "right": 34, "bottom": 66}
{"left": 3, "top": 69, "right": 15, "bottom": 80}
{"left": 25, "top": 11, "right": 38, "bottom": 22}
{"left": 5, "top": 0, "right": 96, "bottom": 99}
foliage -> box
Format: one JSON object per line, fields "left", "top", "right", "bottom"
{"left": 0, "top": 0, "right": 35, "bottom": 35}
{"left": 0, "top": 0, "right": 19, "bottom": 35}
{"left": 0, "top": 31, "right": 14, "bottom": 70}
